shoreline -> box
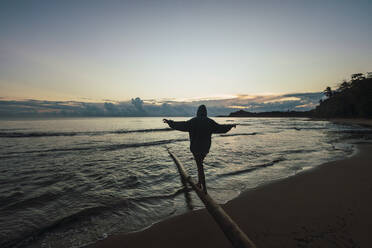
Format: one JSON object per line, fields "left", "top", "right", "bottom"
{"left": 311, "top": 117, "right": 372, "bottom": 128}
{"left": 89, "top": 140, "right": 372, "bottom": 248}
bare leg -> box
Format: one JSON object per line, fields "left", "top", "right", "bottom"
{"left": 195, "top": 155, "right": 207, "bottom": 194}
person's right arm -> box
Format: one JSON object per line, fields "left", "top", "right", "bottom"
{"left": 163, "top": 119, "right": 190, "bottom": 132}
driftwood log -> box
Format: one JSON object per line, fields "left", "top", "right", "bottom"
{"left": 168, "top": 150, "right": 257, "bottom": 248}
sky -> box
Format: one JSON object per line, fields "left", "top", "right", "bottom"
{"left": 1, "top": 0, "right": 371, "bottom": 103}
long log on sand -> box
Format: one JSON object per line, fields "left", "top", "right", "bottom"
{"left": 168, "top": 150, "right": 257, "bottom": 248}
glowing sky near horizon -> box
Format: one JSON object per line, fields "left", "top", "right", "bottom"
{"left": 1, "top": 0, "right": 371, "bottom": 101}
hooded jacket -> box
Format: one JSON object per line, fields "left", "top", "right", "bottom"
{"left": 167, "top": 105, "right": 234, "bottom": 155}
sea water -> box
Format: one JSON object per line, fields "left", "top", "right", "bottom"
{"left": 0, "top": 117, "right": 371, "bottom": 248}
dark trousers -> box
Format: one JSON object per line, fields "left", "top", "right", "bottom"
{"left": 193, "top": 153, "right": 207, "bottom": 193}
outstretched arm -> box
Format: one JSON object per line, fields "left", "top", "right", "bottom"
{"left": 211, "top": 120, "right": 236, "bottom": 134}
{"left": 163, "top": 119, "right": 190, "bottom": 132}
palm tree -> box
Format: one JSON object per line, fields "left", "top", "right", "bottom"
{"left": 323, "top": 86, "right": 333, "bottom": 97}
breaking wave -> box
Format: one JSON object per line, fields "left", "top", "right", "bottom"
{"left": 0, "top": 128, "right": 173, "bottom": 138}
{"left": 218, "top": 157, "right": 285, "bottom": 177}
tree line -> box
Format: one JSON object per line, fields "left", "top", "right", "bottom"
{"left": 313, "top": 72, "right": 372, "bottom": 118}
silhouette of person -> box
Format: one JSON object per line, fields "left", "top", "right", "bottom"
{"left": 163, "top": 105, "right": 236, "bottom": 194}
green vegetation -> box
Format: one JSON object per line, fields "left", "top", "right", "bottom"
{"left": 314, "top": 73, "right": 372, "bottom": 118}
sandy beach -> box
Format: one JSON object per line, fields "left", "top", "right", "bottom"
{"left": 89, "top": 139, "right": 372, "bottom": 248}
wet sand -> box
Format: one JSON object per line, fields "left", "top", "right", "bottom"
{"left": 89, "top": 142, "right": 372, "bottom": 248}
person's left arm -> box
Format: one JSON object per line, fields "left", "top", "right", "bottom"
{"left": 211, "top": 119, "right": 236, "bottom": 134}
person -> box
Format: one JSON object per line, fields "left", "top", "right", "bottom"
{"left": 163, "top": 105, "right": 236, "bottom": 194}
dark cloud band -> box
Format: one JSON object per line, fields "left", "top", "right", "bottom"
{"left": 0, "top": 93, "right": 323, "bottom": 117}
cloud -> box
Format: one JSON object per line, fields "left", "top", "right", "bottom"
{"left": 263, "top": 97, "right": 301, "bottom": 104}
{"left": 0, "top": 92, "right": 323, "bottom": 117}
{"left": 131, "top": 97, "right": 145, "bottom": 114}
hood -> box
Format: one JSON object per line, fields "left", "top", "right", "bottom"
{"left": 196, "top": 105, "right": 207, "bottom": 117}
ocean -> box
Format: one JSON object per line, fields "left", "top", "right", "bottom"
{"left": 0, "top": 117, "right": 371, "bottom": 248}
